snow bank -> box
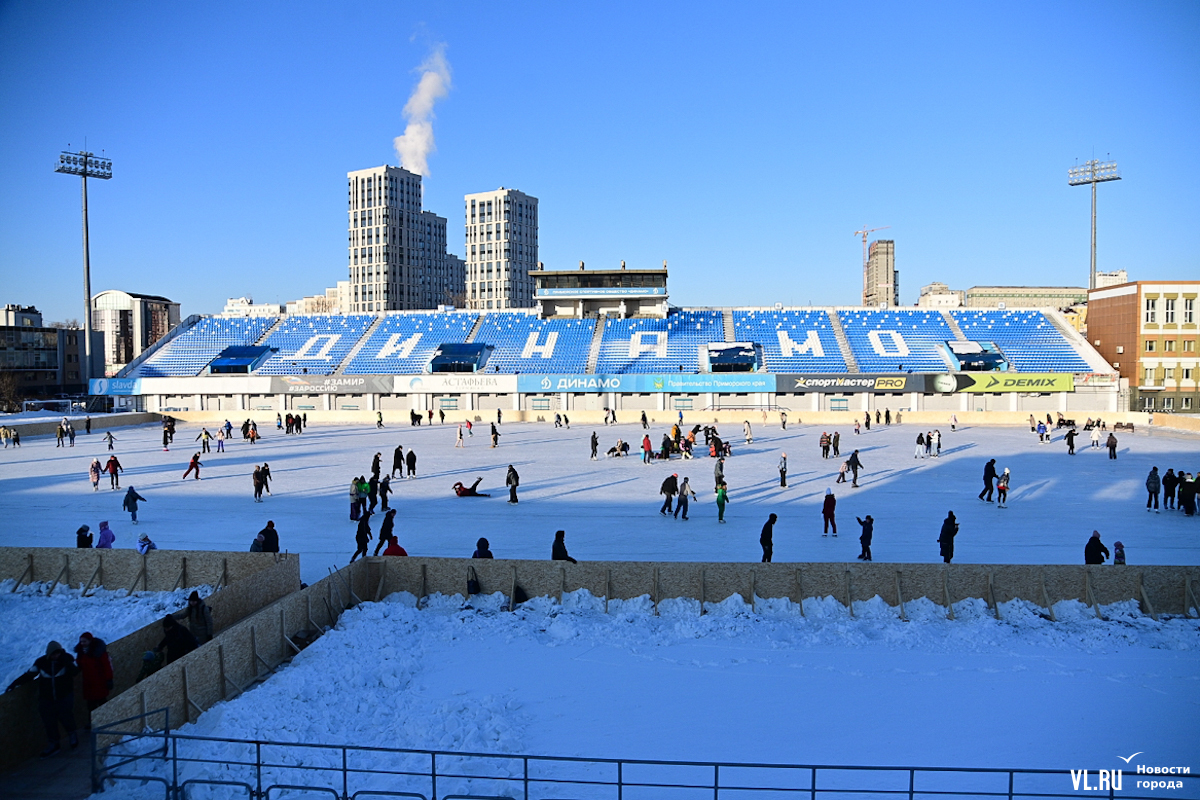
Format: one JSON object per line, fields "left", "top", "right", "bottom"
{"left": 0, "top": 580, "right": 214, "bottom": 687}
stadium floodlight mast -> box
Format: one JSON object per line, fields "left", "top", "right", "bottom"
{"left": 55, "top": 150, "right": 113, "bottom": 390}
{"left": 1067, "top": 158, "right": 1120, "bottom": 291}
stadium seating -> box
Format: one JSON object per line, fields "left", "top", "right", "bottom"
{"left": 343, "top": 312, "right": 478, "bottom": 374}
{"left": 595, "top": 311, "right": 726, "bottom": 373}
{"left": 136, "top": 317, "right": 276, "bottom": 377}
{"left": 950, "top": 310, "right": 1092, "bottom": 373}
{"left": 254, "top": 315, "right": 375, "bottom": 375}
{"left": 838, "top": 310, "right": 955, "bottom": 373}
{"left": 732, "top": 310, "right": 847, "bottom": 373}
{"left": 472, "top": 313, "right": 594, "bottom": 374}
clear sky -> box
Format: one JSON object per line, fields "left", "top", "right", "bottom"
{"left": 1, "top": 1, "right": 1197, "bottom": 324}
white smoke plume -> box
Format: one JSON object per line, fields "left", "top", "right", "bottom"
{"left": 393, "top": 46, "right": 452, "bottom": 176}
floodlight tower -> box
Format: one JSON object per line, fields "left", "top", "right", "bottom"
{"left": 1067, "top": 158, "right": 1120, "bottom": 290}
{"left": 55, "top": 150, "right": 113, "bottom": 389}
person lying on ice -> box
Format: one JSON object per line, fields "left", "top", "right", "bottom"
{"left": 453, "top": 478, "right": 491, "bottom": 497}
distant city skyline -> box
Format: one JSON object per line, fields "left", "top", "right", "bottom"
{"left": 1, "top": 1, "right": 1197, "bottom": 323}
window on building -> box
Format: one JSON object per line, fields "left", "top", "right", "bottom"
{"left": 1144, "top": 298, "right": 1157, "bottom": 324}
{"left": 1185, "top": 299, "right": 1195, "bottom": 324}
{"left": 1185, "top": 340, "right": 1196, "bottom": 353}
{"left": 1144, "top": 367, "right": 1156, "bottom": 385}
{"left": 1183, "top": 397, "right": 1193, "bottom": 410}
{"left": 1145, "top": 340, "right": 1156, "bottom": 352}
{"left": 1165, "top": 298, "right": 1176, "bottom": 324}
{"left": 1165, "top": 340, "right": 1176, "bottom": 352}
{"left": 1183, "top": 368, "right": 1194, "bottom": 381}
{"left": 1163, "top": 397, "right": 1174, "bottom": 410}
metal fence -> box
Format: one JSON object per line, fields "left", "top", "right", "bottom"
{"left": 92, "top": 710, "right": 1197, "bottom": 800}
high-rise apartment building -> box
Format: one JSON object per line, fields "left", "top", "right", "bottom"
{"left": 464, "top": 188, "right": 539, "bottom": 310}
{"left": 91, "top": 290, "right": 180, "bottom": 375}
{"left": 862, "top": 239, "right": 898, "bottom": 308}
{"left": 347, "top": 165, "right": 461, "bottom": 312}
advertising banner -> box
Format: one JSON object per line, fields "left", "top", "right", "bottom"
{"left": 89, "top": 378, "right": 142, "bottom": 396}
{"left": 517, "top": 373, "right": 775, "bottom": 394}
{"left": 535, "top": 287, "right": 668, "bottom": 297}
{"left": 775, "top": 374, "right": 921, "bottom": 393}
{"left": 933, "top": 373, "right": 1075, "bottom": 393}
{"left": 270, "top": 375, "right": 395, "bottom": 394}
{"left": 394, "top": 374, "right": 518, "bottom": 394}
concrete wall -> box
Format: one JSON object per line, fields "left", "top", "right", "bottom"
{"left": 377, "top": 558, "right": 1200, "bottom": 618}
{"left": 1, "top": 412, "right": 161, "bottom": 440}
{"left": 92, "top": 559, "right": 374, "bottom": 747}
{"left": 0, "top": 549, "right": 300, "bottom": 771}
{"left": 1151, "top": 413, "right": 1200, "bottom": 434}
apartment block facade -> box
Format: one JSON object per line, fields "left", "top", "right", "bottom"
{"left": 862, "top": 239, "right": 898, "bottom": 308}
{"left": 347, "top": 165, "right": 461, "bottom": 312}
{"left": 1088, "top": 281, "right": 1199, "bottom": 413}
{"left": 464, "top": 188, "right": 539, "bottom": 310}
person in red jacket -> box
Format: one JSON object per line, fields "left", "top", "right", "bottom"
{"left": 382, "top": 537, "right": 408, "bottom": 556}
{"left": 74, "top": 633, "right": 113, "bottom": 723}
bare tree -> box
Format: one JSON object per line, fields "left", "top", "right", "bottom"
{"left": 0, "top": 370, "right": 20, "bottom": 413}
{"left": 48, "top": 319, "right": 81, "bottom": 329}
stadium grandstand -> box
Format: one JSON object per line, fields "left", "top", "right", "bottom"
{"left": 99, "top": 305, "right": 1118, "bottom": 419}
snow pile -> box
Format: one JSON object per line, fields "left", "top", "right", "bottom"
{"left": 95, "top": 589, "right": 1200, "bottom": 798}
{"left": 0, "top": 580, "right": 214, "bottom": 686}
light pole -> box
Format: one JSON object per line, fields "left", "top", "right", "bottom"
{"left": 1067, "top": 159, "right": 1120, "bottom": 290}
{"left": 55, "top": 150, "right": 112, "bottom": 391}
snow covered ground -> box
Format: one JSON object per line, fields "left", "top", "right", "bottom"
{"left": 98, "top": 589, "right": 1199, "bottom": 798}
{"left": 0, "top": 418, "right": 1197, "bottom": 584}
{"left": 0, "top": 418, "right": 1192, "bottom": 789}
{"left": 0, "top": 580, "right": 213, "bottom": 687}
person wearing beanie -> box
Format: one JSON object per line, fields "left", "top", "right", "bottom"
{"left": 1113, "top": 541, "right": 1127, "bottom": 565}
{"left": 473, "top": 537, "right": 494, "bottom": 559}
{"left": 1085, "top": 531, "right": 1110, "bottom": 565}
{"left": 250, "top": 533, "right": 265, "bottom": 552}
{"left": 258, "top": 521, "right": 279, "bottom": 553}
{"left": 74, "top": 633, "right": 113, "bottom": 722}
{"left": 822, "top": 488, "right": 837, "bottom": 536}
{"left": 76, "top": 525, "right": 93, "bottom": 548}
{"left": 4, "top": 640, "right": 79, "bottom": 756}
{"left": 137, "top": 650, "right": 164, "bottom": 682}
{"left": 88, "top": 458, "right": 102, "bottom": 491}
{"left": 96, "top": 521, "right": 115, "bottom": 549}
{"left": 176, "top": 591, "right": 214, "bottom": 644}
{"left": 136, "top": 532, "right": 158, "bottom": 555}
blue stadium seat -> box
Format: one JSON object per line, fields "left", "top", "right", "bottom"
{"left": 950, "top": 310, "right": 1092, "bottom": 373}
{"left": 136, "top": 317, "right": 276, "bottom": 377}
{"left": 254, "top": 315, "right": 375, "bottom": 375}
{"left": 594, "top": 311, "right": 726, "bottom": 374}
{"left": 838, "top": 310, "right": 955, "bottom": 373}
{"left": 732, "top": 310, "right": 847, "bottom": 372}
{"left": 472, "top": 313, "right": 594, "bottom": 374}
{"left": 344, "top": 313, "right": 478, "bottom": 374}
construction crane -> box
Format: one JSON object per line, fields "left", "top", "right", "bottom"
{"left": 853, "top": 225, "right": 891, "bottom": 272}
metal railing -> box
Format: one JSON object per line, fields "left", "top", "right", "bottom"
{"left": 93, "top": 710, "right": 1197, "bottom": 800}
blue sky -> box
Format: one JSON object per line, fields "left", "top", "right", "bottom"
{"left": 1, "top": 1, "right": 1197, "bottom": 323}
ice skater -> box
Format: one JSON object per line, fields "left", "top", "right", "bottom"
{"left": 996, "top": 468, "right": 1010, "bottom": 508}
{"left": 123, "top": 487, "right": 147, "bottom": 524}
{"left": 938, "top": 512, "right": 958, "bottom": 563}
{"left": 453, "top": 478, "right": 490, "bottom": 497}
{"left": 822, "top": 488, "right": 837, "bottom": 536}
{"left": 659, "top": 473, "right": 678, "bottom": 515}
{"left": 856, "top": 515, "right": 873, "bottom": 561}
{"left": 181, "top": 453, "right": 203, "bottom": 481}
{"left": 350, "top": 511, "right": 373, "bottom": 563}
{"left": 760, "top": 513, "right": 776, "bottom": 562}
{"left": 506, "top": 465, "right": 520, "bottom": 504}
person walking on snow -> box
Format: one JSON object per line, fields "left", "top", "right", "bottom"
{"left": 88, "top": 459, "right": 101, "bottom": 491}
{"left": 832, "top": 431, "right": 841, "bottom": 457}
{"left": 123, "top": 487, "right": 147, "bottom": 524}
{"left": 1106, "top": 432, "right": 1118, "bottom": 459}
{"left": 915, "top": 432, "right": 926, "bottom": 459}
{"left": 182, "top": 453, "right": 203, "bottom": 480}
{"left": 506, "top": 464, "right": 520, "bottom": 504}
{"left": 4, "top": 640, "right": 79, "bottom": 756}
{"left": 822, "top": 488, "right": 837, "bottom": 536}
{"left": 857, "top": 515, "right": 873, "bottom": 561}
{"left": 659, "top": 473, "right": 678, "bottom": 516}
{"left": 743, "top": 420, "right": 753, "bottom": 445}
{"left": 1146, "top": 467, "right": 1161, "bottom": 512}
{"left": 490, "top": 423, "right": 500, "bottom": 448}
{"left": 74, "top": 632, "right": 113, "bottom": 720}
{"left": 979, "top": 459, "right": 998, "bottom": 502}
{"left": 456, "top": 425, "right": 464, "bottom": 447}
{"left": 938, "top": 512, "right": 959, "bottom": 564}
{"left": 675, "top": 477, "right": 696, "bottom": 520}
{"left": 376, "top": 411, "right": 384, "bottom": 429}
{"left": 1064, "top": 428, "right": 1077, "bottom": 455}
{"left": 760, "top": 514, "right": 777, "bottom": 562}
{"left": 641, "top": 411, "right": 648, "bottom": 430}
{"left": 590, "top": 431, "right": 599, "bottom": 460}
{"left": 642, "top": 434, "right": 653, "bottom": 464}
{"left": 819, "top": 432, "right": 831, "bottom": 459}
{"left": 778, "top": 453, "right": 788, "bottom": 487}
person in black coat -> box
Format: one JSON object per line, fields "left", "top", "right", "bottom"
{"left": 551, "top": 530, "right": 577, "bottom": 563}
{"left": 979, "top": 459, "right": 998, "bottom": 502}
{"left": 1064, "top": 428, "right": 1077, "bottom": 455}
{"left": 760, "top": 513, "right": 776, "bottom": 563}
{"left": 1163, "top": 469, "right": 1178, "bottom": 510}
{"left": 506, "top": 465, "right": 520, "bottom": 504}
{"left": 590, "top": 431, "right": 599, "bottom": 460}
{"left": 373, "top": 510, "right": 397, "bottom": 556}
{"left": 155, "top": 616, "right": 199, "bottom": 664}
{"left": 473, "top": 537, "right": 494, "bottom": 558}
{"left": 76, "top": 525, "right": 93, "bottom": 548}
{"left": 405, "top": 448, "right": 417, "bottom": 479}
{"left": 258, "top": 521, "right": 279, "bottom": 553}
{"left": 1084, "top": 530, "right": 1110, "bottom": 564}
{"left": 4, "top": 641, "right": 79, "bottom": 756}
{"left": 392, "top": 445, "right": 404, "bottom": 478}
{"left": 351, "top": 511, "right": 373, "bottom": 562}
{"left": 659, "top": 473, "right": 678, "bottom": 515}
{"left": 857, "top": 515, "right": 874, "bottom": 561}
{"left": 938, "top": 512, "right": 958, "bottom": 563}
